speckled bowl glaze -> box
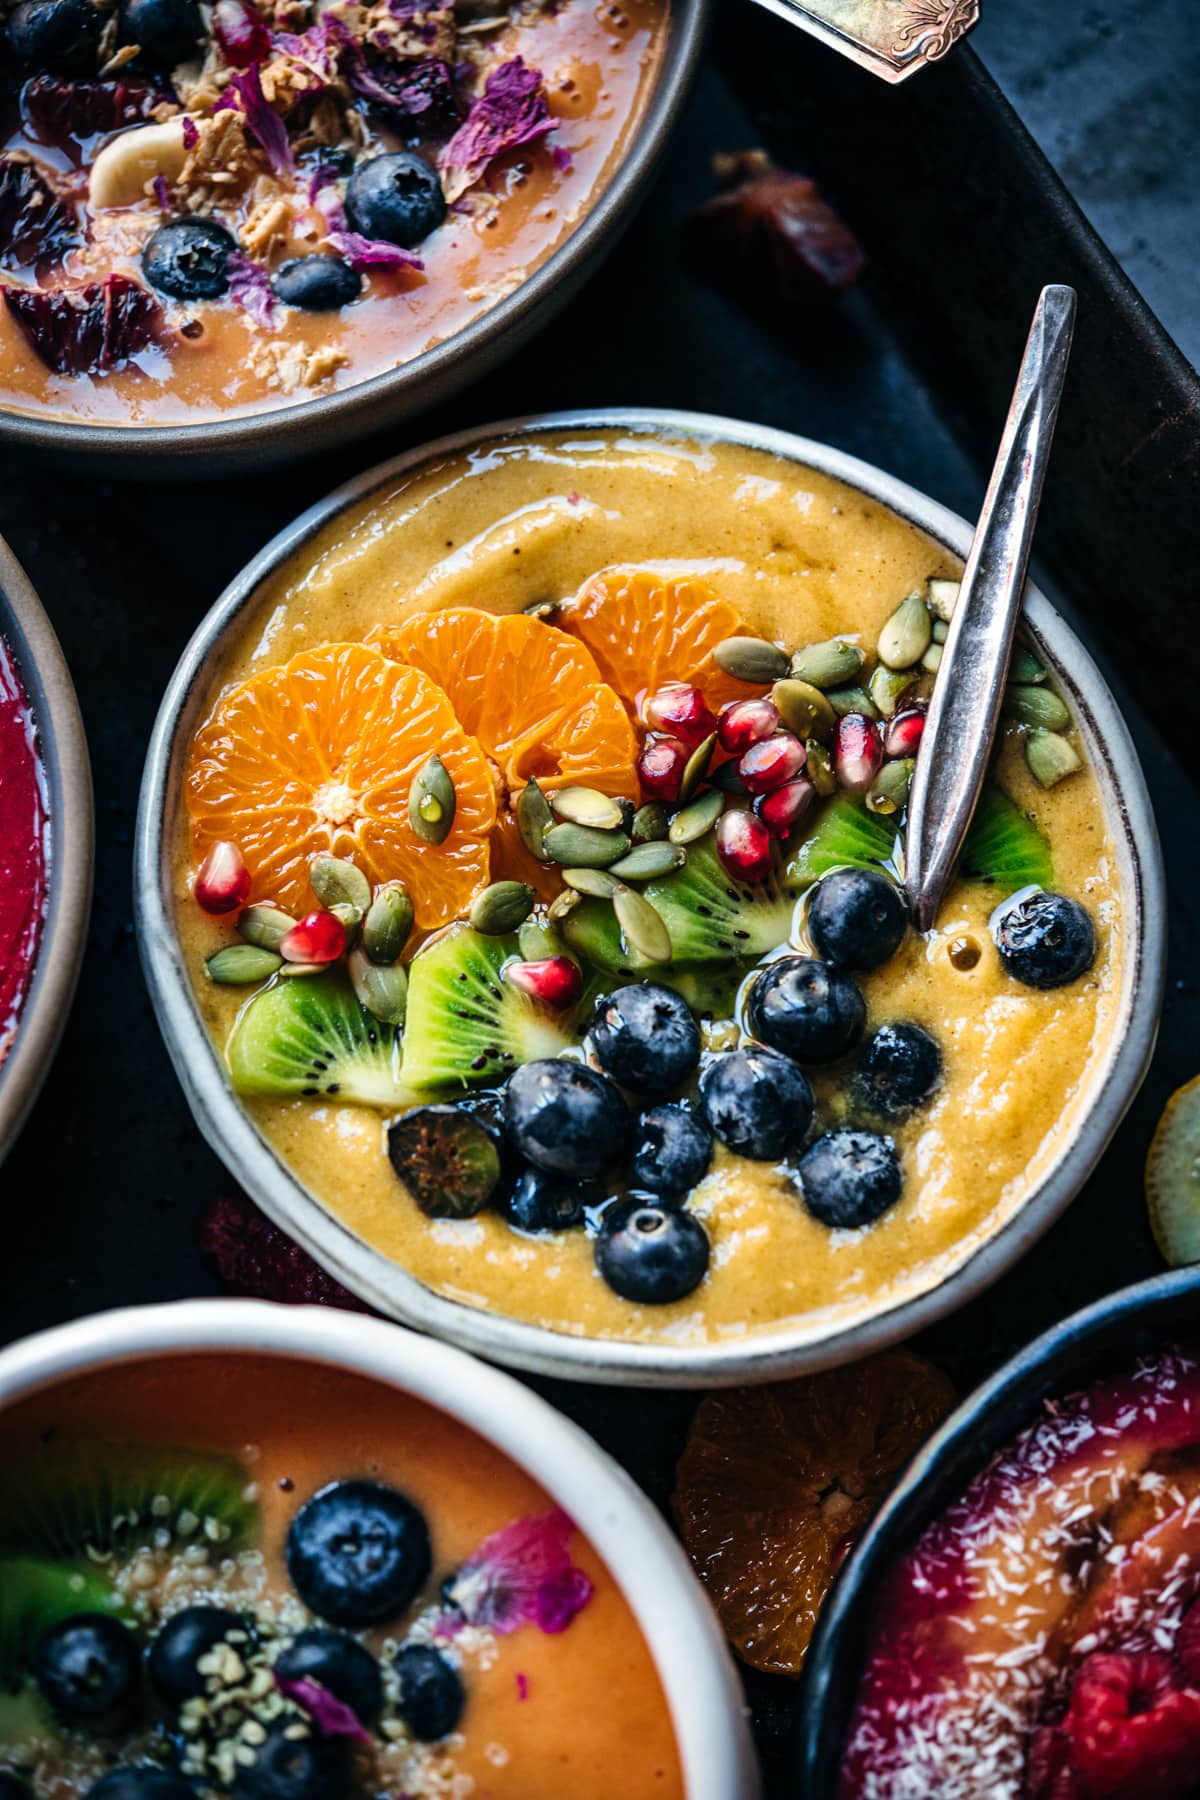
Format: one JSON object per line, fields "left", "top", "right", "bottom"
{"left": 134, "top": 408, "right": 1166, "bottom": 1388}
{"left": 0, "top": 536, "right": 92, "bottom": 1163}
{"left": 0, "top": 1296, "right": 759, "bottom": 1796}
{"left": 798, "top": 1264, "right": 1200, "bottom": 1796}
{"left": 0, "top": 0, "right": 706, "bottom": 479}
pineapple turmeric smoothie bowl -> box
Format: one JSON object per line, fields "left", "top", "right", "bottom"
{"left": 0, "top": 1301, "right": 755, "bottom": 1797}
{"left": 135, "top": 412, "right": 1163, "bottom": 1383}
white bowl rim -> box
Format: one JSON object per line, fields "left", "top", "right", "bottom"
{"left": 0, "top": 1295, "right": 759, "bottom": 1798}
{"left": 134, "top": 406, "right": 1167, "bottom": 1388}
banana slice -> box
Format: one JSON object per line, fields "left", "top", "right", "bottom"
{"left": 89, "top": 117, "right": 196, "bottom": 210}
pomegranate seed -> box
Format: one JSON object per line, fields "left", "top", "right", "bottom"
{"left": 280, "top": 910, "right": 346, "bottom": 965}
{"left": 195, "top": 840, "right": 250, "bottom": 914}
{"left": 883, "top": 706, "right": 926, "bottom": 758}
{"left": 212, "top": 0, "right": 271, "bottom": 65}
{"left": 717, "top": 697, "right": 780, "bottom": 753}
{"left": 641, "top": 682, "right": 717, "bottom": 747}
{"left": 739, "top": 732, "right": 806, "bottom": 794}
{"left": 637, "top": 735, "right": 689, "bottom": 803}
{"left": 715, "top": 809, "right": 773, "bottom": 884}
{"left": 757, "top": 777, "right": 816, "bottom": 838}
{"left": 833, "top": 714, "right": 883, "bottom": 794}
{"left": 504, "top": 955, "right": 582, "bottom": 1009}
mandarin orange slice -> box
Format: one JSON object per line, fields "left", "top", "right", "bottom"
{"left": 185, "top": 642, "right": 497, "bottom": 928}
{"left": 673, "top": 1351, "right": 954, "bottom": 1676}
{"left": 559, "top": 570, "right": 767, "bottom": 715}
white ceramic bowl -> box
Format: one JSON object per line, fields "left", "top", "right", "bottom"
{"left": 135, "top": 408, "right": 1166, "bottom": 1387}
{"left": 0, "top": 1298, "right": 758, "bottom": 1797}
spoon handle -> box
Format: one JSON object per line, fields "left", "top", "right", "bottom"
{"left": 905, "top": 283, "right": 1077, "bottom": 932}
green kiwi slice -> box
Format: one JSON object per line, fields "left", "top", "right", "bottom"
{"left": 226, "top": 970, "right": 411, "bottom": 1108}
{"left": 0, "top": 1440, "right": 259, "bottom": 1564}
{"left": 560, "top": 904, "right": 746, "bottom": 1017}
{"left": 641, "top": 832, "right": 799, "bottom": 963}
{"left": 785, "top": 797, "right": 898, "bottom": 888}
{"left": 0, "top": 1556, "right": 135, "bottom": 1688}
{"left": 401, "top": 925, "right": 581, "bottom": 1090}
{"left": 961, "top": 787, "right": 1053, "bottom": 892}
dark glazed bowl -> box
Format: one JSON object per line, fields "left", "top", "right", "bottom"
{"left": 0, "top": 0, "right": 707, "bottom": 478}
{"left": 798, "top": 1265, "right": 1200, "bottom": 1796}
{"left": 0, "top": 538, "right": 93, "bottom": 1161}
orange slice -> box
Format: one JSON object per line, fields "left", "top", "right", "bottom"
{"left": 559, "top": 570, "right": 767, "bottom": 715}
{"left": 673, "top": 1352, "right": 954, "bottom": 1676}
{"left": 185, "top": 642, "right": 497, "bottom": 928}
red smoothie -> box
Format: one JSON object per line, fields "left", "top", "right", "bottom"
{"left": 0, "top": 633, "right": 47, "bottom": 1066}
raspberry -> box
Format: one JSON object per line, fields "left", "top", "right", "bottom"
{"left": 3, "top": 274, "right": 160, "bottom": 374}
{"left": 1026, "top": 1723, "right": 1083, "bottom": 1800}
{"left": 1062, "top": 1651, "right": 1200, "bottom": 1798}
{"left": 1176, "top": 1597, "right": 1200, "bottom": 1688}
{"left": 198, "top": 1192, "right": 374, "bottom": 1313}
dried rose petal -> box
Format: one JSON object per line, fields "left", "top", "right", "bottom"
{"left": 348, "top": 53, "right": 459, "bottom": 133}
{"left": 325, "top": 229, "right": 422, "bottom": 273}
{"left": 0, "top": 154, "right": 79, "bottom": 270}
{"left": 275, "top": 1676, "right": 373, "bottom": 1744}
{"left": 3, "top": 273, "right": 160, "bottom": 374}
{"left": 212, "top": 0, "right": 271, "bottom": 68}
{"left": 445, "top": 1509, "right": 593, "bottom": 1637}
{"left": 440, "top": 57, "right": 558, "bottom": 197}
{"left": 198, "top": 1192, "right": 374, "bottom": 1312}
{"left": 217, "top": 63, "right": 293, "bottom": 179}
{"left": 684, "top": 150, "right": 865, "bottom": 314}
{"left": 227, "top": 249, "right": 279, "bottom": 330}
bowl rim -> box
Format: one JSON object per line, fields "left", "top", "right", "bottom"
{"left": 0, "top": 1295, "right": 759, "bottom": 1798}
{"left": 797, "top": 1262, "right": 1200, "bottom": 1792}
{"left": 0, "top": 534, "right": 93, "bottom": 1164}
{"left": 134, "top": 405, "right": 1167, "bottom": 1387}
{"left": 0, "top": 0, "right": 708, "bottom": 465}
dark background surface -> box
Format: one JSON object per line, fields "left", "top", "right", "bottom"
{"left": 1, "top": 0, "right": 1197, "bottom": 1790}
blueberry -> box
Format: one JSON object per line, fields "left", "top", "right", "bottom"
{"left": 387, "top": 1104, "right": 502, "bottom": 1219}
{"left": 794, "top": 1128, "right": 901, "bottom": 1229}
{"left": 148, "top": 1604, "right": 245, "bottom": 1706}
{"left": 503, "top": 1059, "right": 627, "bottom": 1181}
{"left": 393, "top": 1644, "right": 464, "bottom": 1742}
{"left": 746, "top": 955, "right": 866, "bottom": 1064}
{"left": 5, "top": 0, "right": 101, "bottom": 71}
{"left": 286, "top": 1480, "right": 431, "bottom": 1628}
{"left": 628, "top": 1103, "right": 712, "bottom": 1200}
{"left": 857, "top": 1022, "right": 941, "bottom": 1117}
{"left": 500, "top": 1165, "right": 598, "bottom": 1232}
{"left": 32, "top": 1612, "right": 141, "bottom": 1728}
{"left": 86, "top": 1774, "right": 196, "bottom": 1800}
{"left": 344, "top": 151, "right": 446, "bottom": 248}
{"left": 595, "top": 1199, "right": 710, "bottom": 1304}
{"left": 230, "top": 1721, "right": 350, "bottom": 1800}
{"left": 142, "top": 218, "right": 235, "bottom": 301}
{"left": 698, "top": 1045, "right": 813, "bottom": 1161}
{"left": 993, "top": 889, "right": 1095, "bottom": 989}
{"left": 274, "top": 1628, "right": 383, "bottom": 1727}
{"left": 807, "top": 868, "right": 908, "bottom": 971}
{"left": 118, "top": 0, "right": 202, "bottom": 64}
{"left": 589, "top": 983, "right": 701, "bottom": 1096}
{"left": 271, "top": 256, "right": 362, "bottom": 312}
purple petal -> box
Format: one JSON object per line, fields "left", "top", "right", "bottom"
{"left": 270, "top": 15, "right": 351, "bottom": 83}
{"left": 227, "top": 249, "right": 279, "bottom": 329}
{"left": 275, "top": 1676, "right": 373, "bottom": 1745}
{"left": 446, "top": 1509, "right": 594, "bottom": 1637}
{"left": 440, "top": 56, "right": 558, "bottom": 192}
{"left": 221, "top": 63, "right": 293, "bottom": 179}
{"left": 152, "top": 172, "right": 169, "bottom": 210}
{"left": 326, "top": 229, "right": 422, "bottom": 273}
{"left": 181, "top": 114, "right": 199, "bottom": 148}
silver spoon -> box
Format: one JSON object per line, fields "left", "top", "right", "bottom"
{"left": 904, "top": 283, "right": 1077, "bottom": 932}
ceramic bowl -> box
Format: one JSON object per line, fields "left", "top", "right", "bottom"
{"left": 134, "top": 407, "right": 1166, "bottom": 1386}
{"left": 798, "top": 1264, "right": 1200, "bottom": 1794}
{"left": 0, "top": 536, "right": 92, "bottom": 1163}
{"left": 0, "top": 1296, "right": 758, "bottom": 1796}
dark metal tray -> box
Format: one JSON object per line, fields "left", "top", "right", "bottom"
{"left": 2, "top": 14, "right": 1198, "bottom": 1792}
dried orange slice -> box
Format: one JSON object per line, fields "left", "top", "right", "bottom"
{"left": 185, "top": 642, "right": 497, "bottom": 928}
{"left": 673, "top": 1351, "right": 954, "bottom": 1676}
{"left": 559, "top": 570, "right": 765, "bottom": 714}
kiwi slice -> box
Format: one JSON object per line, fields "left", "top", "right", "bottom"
{"left": 226, "top": 970, "right": 410, "bottom": 1108}
{"left": 961, "top": 786, "right": 1053, "bottom": 892}
{"left": 0, "top": 1556, "right": 134, "bottom": 1688}
{"left": 401, "top": 925, "right": 581, "bottom": 1090}
{"left": 644, "top": 833, "right": 798, "bottom": 963}
{"left": 560, "top": 906, "right": 745, "bottom": 1017}
{"left": 785, "top": 797, "right": 898, "bottom": 888}
{"left": 0, "top": 1440, "right": 258, "bottom": 1564}
{"left": 0, "top": 1679, "right": 55, "bottom": 1749}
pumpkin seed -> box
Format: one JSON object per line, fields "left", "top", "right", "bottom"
{"left": 613, "top": 884, "right": 671, "bottom": 962}
{"left": 1025, "top": 728, "right": 1082, "bottom": 789}
{"left": 517, "top": 778, "right": 553, "bottom": 859}
{"left": 789, "top": 638, "right": 865, "bottom": 690}
{"left": 709, "top": 760, "right": 749, "bottom": 795}
{"left": 1011, "top": 647, "right": 1047, "bottom": 685}
{"left": 408, "top": 754, "right": 456, "bottom": 845}
{"left": 713, "top": 635, "right": 789, "bottom": 683}
{"left": 563, "top": 867, "right": 621, "bottom": 898}
{"left": 329, "top": 902, "right": 362, "bottom": 945}
{"left": 523, "top": 597, "right": 561, "bottom": 623}
{"left": 309, "top": 853, "right": 370, "bottom": 913}
{"left": 869, "top": 663, "right": 916, "bottom": 719}
{"left": 927, "top": 577, "right": 960, "bottom": 622}
{"left": 921, "top": 642, "right": 944, "bottom": 674}
{"left": 543, "top": 822, "right": 631, "bottom": 868}
{"left": 826, "top": 684, "right": 879, "bottom": 720}
{"left": 348, "top": 947, "right": 408, "bottom": 1025}
{"left": 772, "top": 678, "right": 834, "bottom": 742}
{"left": 277, "top": 962, "right": 326, "bottom": 979}
{"left": 668, "top": 789, "right": 724, "bottom": 845}
{"left": 548, "top": 887, "right": 582, "bottom": 922}
{"left": 518, "top": 917, "right": 563, "bottom": 960}
{"left": 632, "top": 802, "right": 670, "bottom": 841}
{"left": 865, "top": 757, "right": 914, "bottom": 816}
{"left": 237, "top": 904, "right": 296, "bottom": 952}
{"left": 931, "top": 618, "right": 949, "bottom": 645}
{"left": 878, "top": 594, "right": 932, "bottom": 670}
{"left": 610, "top": 841, "right": 687, "bottom": 878}
{"left": 206, "top": 944, "right": 282, "bottom": 985}
{"left": 362, "top": 883, "right": 413, "bottom": 965}
{"left": 805, "top": 739, "right": 837, "bottom": 797}
{"left": 550, "top": 786, "right": 626, "bottom": 830}
{"left": 679, "top": 732, "right": 716, "bottom": 802}
{"left": 1003, "top": 684, "right": 1070, "bottom": 731}
{"left": 470, "top": 880, "right": 535, "bottom": 935}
